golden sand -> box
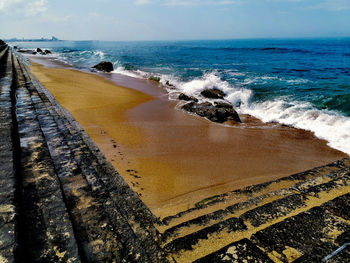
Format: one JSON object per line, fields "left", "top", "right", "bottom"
{"left": 28, "top": 61, "right": 348, "bottom": 218}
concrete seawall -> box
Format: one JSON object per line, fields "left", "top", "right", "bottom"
{"left": 1, "top": 44, "right": 350, "bottom": 262}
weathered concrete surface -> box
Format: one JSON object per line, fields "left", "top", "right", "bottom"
{"left": 0, "top": 44, "right": 350, "bottom": 262}
{"left": 0, "top": 45, "right": 16, "bottom": 263}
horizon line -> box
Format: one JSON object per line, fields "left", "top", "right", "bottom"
{"left": 3, "top": 36, "right": 350, "bottom": 43}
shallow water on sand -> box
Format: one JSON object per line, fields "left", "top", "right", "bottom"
{"left": 28, "top": 60, "right": 347, "bottom": 216}
{"left": 14, "top": 38, "right": 350, "bottom": 155}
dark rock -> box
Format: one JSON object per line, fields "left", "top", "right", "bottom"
{"left": 0, "top": 39, "right": 6, "bottom": 45}
{"left": 148, "top": 76, "right": 160, "bottom": 82}
{"left": 181, "top": 102, "right": 241, "bottom": 123}
{"left": 92, "top": 61, "right": 114, "bottom": 72}
{"left": 32, "top": 51, "right": 37, "bottom": 55}
{"left": 178, "top": 93, "right": 198, "bottom": 102}
{"left": 165, "top": 81, "right": 174, "bottom": 87}
{"left": 14, "top": 46, "right": 18, "bottom": 49}
{"left": 18, "top": 49, "right": 30, "bottom": 53}
{"left": 214, "top": 101, "right": 233, "bottom": 109}
{"left": 201, "top": 88, "right": 225, "bottom": 99}
{"left": 36, "top": 48, "right": 43, "bottom": 53}
{"left": 44, "top": 49, "right": 51, "bottom": 54}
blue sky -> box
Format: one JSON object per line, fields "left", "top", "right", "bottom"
{"left": 0, "top": 0, "right": 349, "bottom": 41}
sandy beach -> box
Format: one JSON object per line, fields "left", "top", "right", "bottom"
{"left": 28, "top": 58, "right": 348, "bottom": 218}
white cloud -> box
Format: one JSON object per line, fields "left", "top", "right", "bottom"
{"left": 132, "top": 0, "right": 244, "bottom": 6}
{"left": 26, "top": 0, "right": 48, "bottom": 16}
{"left": 311, "top": 0, "right": 350, "bottom": 11}
{"left": 0, "top": 0, "right": 23, "bottom": 11}
{"left": 163, "top": 0, "right": 196, "bottom": 6}
{"left": 134, "top": 0, "right": 152, "bottom": 4}
{"left": 162, "top": 0, "right": 244, "bottom": 6}
{"left": 0, "top": 0, "right": 48, "bottom": 16}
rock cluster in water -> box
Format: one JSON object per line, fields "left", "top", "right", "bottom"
{"left": 182, "top": 101, "right": 241, "bottom": 123}
{"left": 200, "top": 88, "right": 225, "bottom": 99}
{"left": 178, "top": 89, "right": 241, "bottom": 123}
{"left": 17, "top": 47, "right": 52, "bottom": 55}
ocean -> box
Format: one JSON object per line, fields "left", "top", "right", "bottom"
{"left": 13, "top": 38, "right": 350, "bottom": 155}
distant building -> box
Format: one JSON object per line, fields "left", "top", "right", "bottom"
{"left": 5, "top": 36, "right": 60, "bottom": 42}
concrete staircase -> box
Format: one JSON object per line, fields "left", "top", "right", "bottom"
{"left": 1, "top": 44, "right": 350, "bottom": 262}
{"left": 157, "top": 159, "right": 350, "bottom": 262}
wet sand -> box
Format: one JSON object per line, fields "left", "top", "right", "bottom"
{"left": 28, "top": 58, "right": 348, "bottom": 218}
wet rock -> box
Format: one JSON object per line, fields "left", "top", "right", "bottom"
{"left": 178, "top": 93, "right": 198, "bottom": 102}
{"left": 0, "top": 39, "right": 6, "bottom": 45}
{"left": 92, "top": 61, "right": 114, "bottom": 72}
{"left": 214, "top": 101, "right": 233, "bottom": 109}
{"left": 182, "top": 102, "right": 241, "bottom": 123}
{"left": 17, "top": 49, "right": 31, "bottom": 54}
{"left": 36, "top": 48, "right": 43, "bottom": 53}
{"left": 148, "top": 76, "right": 160, "bottom": 82}
{"left": 201, "top": 88, "right": 225, "bottom": 99}
{"left": 44, "top": 49, "right": 51, "bottom": 54}
{"left": 165, "top": 81, "right": 174, "bottom": 87}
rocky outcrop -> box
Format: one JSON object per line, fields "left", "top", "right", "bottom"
{"left": 44, "top": 49, "right": 51, "bottom": 54}
{"left": 93, "top": 61, "right": 114, "bottom": 72}
{"left": 178, "top": 93, "right": 198, "bottom": 102}
{"left": 214, "top": 101, "right": 233, "bottom": 108}
{"left": 201, "top": 88, "right": 225, "bottom": 99}
{"left": 182, "top": 101, "right": 241, "bottom": 123}
{"left": 36, "top": 48, "right": 43, "bottom": 53}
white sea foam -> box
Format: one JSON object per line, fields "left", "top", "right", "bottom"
{"left": 176, "top": 72, "right": 252, "bottom": 106}
{"left": 241, "top": 99, "right": 350, "bottom": 155}
{"left": 93, "top": 50, "right": 105, "bottom": 59}
{"left": 111, "top": 66, "right": 144, "bottom": 79}
{"left": 166, "top": 71, "right": 350, "bottom": 155}
{"left": 286, "top": 78, "right": 310, "bottom": 84}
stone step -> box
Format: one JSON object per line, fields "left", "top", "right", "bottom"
{"left": 159, "top": 160, "right": 350, "bottom": 244}
{"left": 0, "top": 47, "right": 16, "bottom": 263}
{"left": 163, "top": 166, "right": 350, "bottom": 262}
{"left": 250, "top": 203, "right": 350, "bottom": 262}
{"left": 0, "top": 46, "right": 8, "bottom": 65}
{"left": 193, "top": 238, "right": 274, "bottom": 263}
{"left": 12, "top": 54, "right": 81, "bottom": 262}
{"left": 16, "top": 53, "right": 166, "bottom": 262}
{"left": 195, "top": 195, "right": 350, "bottom": 263}
{"left": 161, "top": 188, "right": 292, "bottom": 244}
{"left": 159, "top": 159, "right": 348, "bottom": 231}
{"left": 0, "top": 45, "right": 7, "bottom": 53}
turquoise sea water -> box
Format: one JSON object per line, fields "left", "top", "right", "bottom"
{"left": 14, "top": 39, "right": 350, "bottom": 154}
